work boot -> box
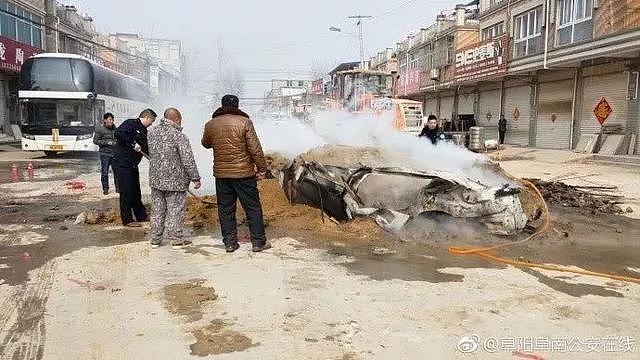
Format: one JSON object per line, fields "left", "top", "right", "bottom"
{"left": 171, "top": 241, "right": 185, "bottom": 250}
{"left": 225, "top": 243, "right": 240, "bottom": 253}
{"left": 150, "top": 240, "right": 162, "bottom": 249}
{"left": 252, "top": 243, "right": 272, "bottom": 253}
{"left": 103, "top": 189, "right": 109, "bottom": 195}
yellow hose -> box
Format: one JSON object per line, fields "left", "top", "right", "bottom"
{"left": 448, "top": 178, "right": 640, "bottom": 285}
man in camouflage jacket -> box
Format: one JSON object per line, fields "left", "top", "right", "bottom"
{"left": 148, "top": 108, "right": 201, "bottom": 249}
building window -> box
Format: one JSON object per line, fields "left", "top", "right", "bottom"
{"left": 489, "top": 0, "right": 503, "bottom": 7}
{"left": 482, "top": 22, "right": 504, "bottom": 40}
{"left": 0, "top": 1, "right": 43, "bottom": 48}
{"left": 557, "top": 0, "right": 593, "bottom": 45}
{"left": 514, "top": 7, "right": 542, "bottom": 58}
{"left": 409, "top": 52, "right": 419, "bottom": 69}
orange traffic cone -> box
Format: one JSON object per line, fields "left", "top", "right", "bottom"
{"left": 10, "top": 163, "right": 19, "bottom": 182}
{"left": 26, "top": 163, "right": 34, "bottom": 180}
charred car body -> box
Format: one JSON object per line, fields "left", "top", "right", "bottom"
{"left": 278, "top": 160, "right": 528, "bottom": 235}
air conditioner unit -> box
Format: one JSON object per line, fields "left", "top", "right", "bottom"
{"left": 429, "top": 68, "right": 440, "bottom": 81}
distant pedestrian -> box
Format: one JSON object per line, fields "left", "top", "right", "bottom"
{"left": 148, "top": 108, "right": 201, "bottom": 249}
{"left": 498, "top": 115, "right": 507, "bottom": 145}
{"left": 419, "top": 114, "right": 445, "bottom": 145}
{"left": 93, "top": 112, "right": 118, "bottom": 195}
{"left": 201, "top": 95, "right": 270, "bottom": 253}
{"left": 113, "top": 108, "right": 157, "bottom": 227}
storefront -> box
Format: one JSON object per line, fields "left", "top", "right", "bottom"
{"left": 423, "top": 94, "right": 437, "bottom": 117}
{"left": 477, "top": 84, "right": 501, "bottom": 141}
{"left": 457, "top": 88, "right": 475, "bottom": 116}
{"left": 580, "top": 63, "right": 629, "bottom": 136}
{"left": 0, "top": 36, "right": 41, "bottom": 136}
{"left": 503, "top": 80, "right": 533, "bottom": 146}
{"left": 536, "top": 71, "right": 575, "bottom": 149}
{"left": 439, "top": 92, "right": 455, "bottom": 122}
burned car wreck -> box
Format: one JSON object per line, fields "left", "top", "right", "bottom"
{"left": 278, "top": 160, "right": 529, "bottom": 235}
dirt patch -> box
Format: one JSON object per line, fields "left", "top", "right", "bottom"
{"left": 162, "top": 279, "right": 218, "bottom": 322}
{"left": 190, "top": 319, "right": 258, "bottom": 356}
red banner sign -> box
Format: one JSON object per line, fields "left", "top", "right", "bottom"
{"left": 310, "top": 79, "right": 324, "bottom": 95}
{"left": 593, "top": 97, "right": 613, "bottom": 125}
{"left": 454, "top": 36, "right": 508, "bottom": 82}
{"left": 0, "top": 36, "right": 41, "bottom": 73}
{"left": 395, "top": 67, "right": 421, "bottom": 96}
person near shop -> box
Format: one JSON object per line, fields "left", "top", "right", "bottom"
{"left": 419, "top": 114, "right": 445, "bottom": 145}
{"left": 498, "top": 115, "right": 508, "bottom": 145}
{"left": 113, "top": 108, "right": 157, "bottom": 227}
{"left": 93, "top": 112, "right": 119, "bottom": 195}
{"left": 148, "top": 108, "right": 201, "bottom": 249}
{"left": 201, "top": 94, "right": 270, "bottom": 253}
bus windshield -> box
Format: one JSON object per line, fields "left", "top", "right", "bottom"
{"left": 21, "top": 99, "right": 95, "bottom": 135}
{"left": 20, "top": 58, "right": 93, "bottom": 92}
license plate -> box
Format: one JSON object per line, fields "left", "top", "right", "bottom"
{"left": 48, "top": 145, "right": 64, "bottom": 151}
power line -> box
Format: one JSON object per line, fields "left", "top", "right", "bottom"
{"left": 371, "top": 0, "right": 422, "bottom": 19}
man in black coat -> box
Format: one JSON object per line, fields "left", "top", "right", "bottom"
{"left": 498, "top": 115, "right": 508, "bottom": 145}
{"left": 113, "top": 108, "right": 157, "bottom": 227}
{"left": 93, "top": 112, "right": 118, "bottom": 195}
{"left": 419, "top": 114, "right": 445, "bottom": 145}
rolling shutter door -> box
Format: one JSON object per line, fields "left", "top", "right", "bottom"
{"left": 503, "top": 84, "right": 532, "bottom": 146}
{"left": 478, "top": 88, "right": 501, "bottom": 140}
{"left": 458, "top": 91, "right": 475, "bottom": 115}
{"left": 439, "top": 95, "right": 455, "bottom": 121}
{"left": 580, "top": 72, "right": 628, "bottom": 135}
{"left": 536, "top": 80, "right": 573, "bottom": 149}
{"left": 424, "top": 96, "right": 437, "bottom": 117}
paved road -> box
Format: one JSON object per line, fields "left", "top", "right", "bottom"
{"left": 0, "top": 150, "right": 638, "bottom": 359}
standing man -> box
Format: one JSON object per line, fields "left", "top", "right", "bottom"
{"left": 202, "top": 95, "right": 270, "bottom": 253}
{"left": 498, "top": 114, "right": 508, "bottom": 145}
{"left": 93, "top": 112, "right": 118, "bottom": 195}
{"left": 148, "top": 108, "right": 201, "bottom": 249}
{"left": 113, "top": 109, "right": 156, "bottom": 227}
{"left": 419, "top": 114, "right": 445, "bottom": 145}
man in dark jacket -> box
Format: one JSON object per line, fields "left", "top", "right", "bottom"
{"left": 93, "top": 112, "right": 118, "bottom": 195}
{"left": 148, "top": 108, "right": 201, "bottom": 249}
{"left": 419, "top": 114, "right": 445, "bottom": 145}
{"left": 113, "top": 108, "right": 157, "bottom": 227}
{"left": 498, "top": 115, "right": 508, "bottom": 145}
{"left": 201, "top": 95, "right": 270, "bottom": 253}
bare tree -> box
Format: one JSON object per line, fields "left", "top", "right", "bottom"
{"left": 311, "top": 60, "right": 331, "bottom": 80}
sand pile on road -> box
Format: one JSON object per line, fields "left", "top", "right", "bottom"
{"left": 296, "top": 145, "right": 387, "bottom": 168}
{"left": 186, "top": 179, "right": 382, "bottom": 240}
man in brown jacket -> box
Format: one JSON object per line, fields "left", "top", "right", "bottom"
{"left": 201, "top": 95, "right": 270, "bottom": 253}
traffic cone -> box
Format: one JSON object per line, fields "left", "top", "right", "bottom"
{"left": 26, "top": 163, "right": 34, "bottom": 180}
{"left": 10, "top": 163, "right": 19, "bottom": 182}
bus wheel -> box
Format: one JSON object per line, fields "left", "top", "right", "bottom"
{"left": 44, "top": 151, "right": 58, "bottom": 157}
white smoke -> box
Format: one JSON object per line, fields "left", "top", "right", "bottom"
{"left": 148, "top": 100, "right": 508, "bottom": 196}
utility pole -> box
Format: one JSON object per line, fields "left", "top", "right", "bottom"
{"left": 348, "top": 15, "right": 372, "bottom": 70}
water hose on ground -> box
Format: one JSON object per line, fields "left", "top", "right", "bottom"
{"left": 448, "top": 178, "right": 640, "bottom": 285}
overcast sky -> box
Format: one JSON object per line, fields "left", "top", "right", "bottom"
{"left": 66, "top": 0, "right": 460, "bottom": 98}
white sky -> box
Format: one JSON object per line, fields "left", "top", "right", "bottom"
{"left": 66, "top": 0, "right": 460, "bottom": 97}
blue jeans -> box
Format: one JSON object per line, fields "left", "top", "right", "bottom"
{"left": 100, "top": 154, "right": 118, "bottom": 192}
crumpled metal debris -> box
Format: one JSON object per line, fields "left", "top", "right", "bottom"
{"left": 278, "top": 160, "right": 528, "bottom": 235}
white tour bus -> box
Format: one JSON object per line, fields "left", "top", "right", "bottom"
{"left": 19, "top": 53, "right": 151, "bottom": 156}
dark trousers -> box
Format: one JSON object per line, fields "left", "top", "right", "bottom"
{"left": 499, "top": 131, "right": 506, "bottom": 145}
{"left": 216, "top": 178, "right": 266, "bottom": 247}
{"left": 99, "top": 154, "right": 118, "bottom": 192}
{"left": 113, "top": 165, "right": 147, "bottom": 225}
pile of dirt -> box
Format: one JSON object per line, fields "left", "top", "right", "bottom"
{"left": 81, "top": 208, "right": 120, "bottom": 225}
{"left": 185, "top": 179, "right": 382, "bottom": 240}
{"left": 295, "top": 145, "right": 387, "bottom": 168}
{"left": 525, "top": 178, "right": 625, "bottom": 215}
